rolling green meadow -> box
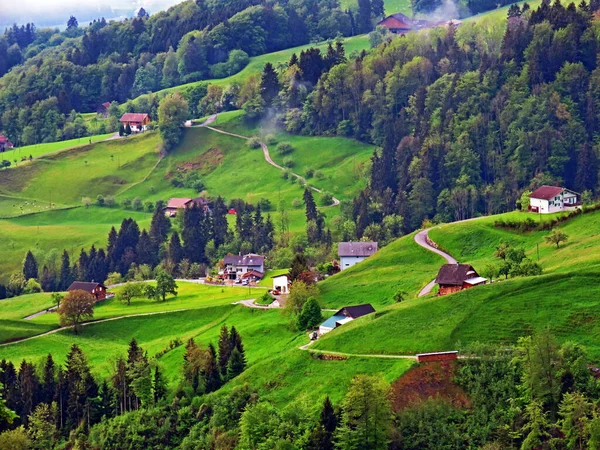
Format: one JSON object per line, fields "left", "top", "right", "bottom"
{"left": 0, "top": 109, "right": 374, "bottom": 279}
{"left": 1, "top": 133, "right": 115, "bottom": 161}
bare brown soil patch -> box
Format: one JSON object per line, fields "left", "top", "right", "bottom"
{"left": 168, "top": 147, "right": 224, "bottom": 178}
{"left": 391, "top": 361, "right": 471, "bottom": 412}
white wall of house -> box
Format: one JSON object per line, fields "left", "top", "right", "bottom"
{"left": 272, "top": 275, "right": 289, "bottom": 294}
{"left": 319, "top": 325, "right": 335, "bottom": 335}
{"left": 340, "top": 255, "right": 367, "bottom": 270}
{"left": 530, "top": 194, "right": 566, "bottom": 214}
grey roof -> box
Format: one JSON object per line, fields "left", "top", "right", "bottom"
{"left": 338, "top": 242, "right": 378, "bottom": 257}
{"left": 335, "top": 303, "right": 376, "bottom": 319}
{"left": 434, "top": 264, "right": 478, "bottom": 286}
{"left": 223, "top": 253, "right": 265, "bottom": 266}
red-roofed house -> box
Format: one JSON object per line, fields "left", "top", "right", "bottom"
{"left": 164, "top": 197, "right": 210, "bottom": 217}
{"left": 529, "top": 186, "right": 580, "bottom": 214}
{"left": 120, "top": 113, "right": 151, "bottom": 132}
{"left": 0, "top": 135, "right": 14, "bottom": 152}
{"left": 377, "top": 13, "right": 414, "bottom": 33}
{"left": 97, "top": 102, "right": 112, "bottom": 117}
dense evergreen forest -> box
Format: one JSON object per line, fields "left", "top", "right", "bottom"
{"left": 263, "top": 0, "right": 600, "bottom": 234}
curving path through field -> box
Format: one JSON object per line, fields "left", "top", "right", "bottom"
{"left": 414, "top": 228, "right": 458, "bottom": 297}
{"left": 202, "top": 121, "right": 341, "bottom": 207}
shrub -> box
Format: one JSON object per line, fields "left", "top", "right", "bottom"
{"left": 314, "top": 170, "right": 324, "bottom": 179}
{"left": 81, "top": 197, "right": 91, "bottom": 208}
{"left": 170, "top": 171, "right": 204, "bottom": 192}
{"left": 121, "top": 198, "right": 132, "bottom": 209}
{"left": 23, "top": 278, "right": 42, "bottom": 294}
{"left": 145, "top": 201, "right": 155, "bottom": 212}
{"left": 277, "top": 142, "right": 294, "bottom": 155}
{"left": 258, "top": 198, "right": 272, "bottom": 211}
{"left": 292, "top": 199, "right": 302, "bottom": 208}
{"left": 306, "top": 168, "right": 315, "bottom": 178}
{"left": 336, "top": 119, "right": 353, "bottom": 136}
{"left": 283, "top": 157, "right": 295, "bottom": 168}
{"left": 246, "top": 137, "right": 262, "bottom": 149}
{"left": 96, "top": 194, "right": 104, "bottom": 206}
{"left": 319, "top": 191, "right": 333, "bottom": 206}
{"left": 104, "top": 195, "right": 115, "bottom": 207}
{"left": 132, "top": 197, "right": 143, "bottom": 210}
{"left": 265, "top": 134, "right": 278, "bottom": 145}
{"left": 281, "top": 169, "right": 290, "bottom": 180}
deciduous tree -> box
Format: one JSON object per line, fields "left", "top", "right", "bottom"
{"left": 58, "top": 290, "right": 95, "bottom": 334}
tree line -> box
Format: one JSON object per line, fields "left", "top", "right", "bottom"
{"left": 1, "top": 197, "right": 276, "bottom": 298}
{"left": 0, "top": 328, "right": 247, "bottom": 448}
{"left": 0, "top": 0, "right": 387, "bottom": 146}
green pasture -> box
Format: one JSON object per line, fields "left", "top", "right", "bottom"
{"left": 1, "top": 133, "right": 114, "bottom": 161}
{"left": 0, "top": 293, "right": 57, "bottom": 343}
{"left": 318, "top": 231, "right": 444, "bottom": 309}
{"left": 0, "top": 207, "right": 152, "bottom": 283}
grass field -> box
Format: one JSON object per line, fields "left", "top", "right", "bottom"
{"left": 318, "top": 231, "right": 444, "bottom": 309}
{"left": 1, "top": 133, "right": 114, "bottom": 161}
{"left": 0, "top": 293, "right": 56, "bottom": 343}
{"left": 0, "top": 207, "right": 152, "bottom": 283}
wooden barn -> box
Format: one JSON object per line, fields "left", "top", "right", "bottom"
{"left": 434, "top": 264, "right": 487, "bottom": 296}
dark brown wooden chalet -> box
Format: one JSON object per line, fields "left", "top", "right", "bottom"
{"left": 67, "top": 281, "right": 107, "bottom": 300}
{"left": 434, "top": 264, "right": 486, "bottom": 296}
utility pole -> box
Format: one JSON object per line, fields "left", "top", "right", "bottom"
{"left": 537, "top": 243, "right": 539, "bottom": 261}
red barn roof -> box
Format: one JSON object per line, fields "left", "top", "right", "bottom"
{"left": 0, "top": 135, "right": 10, "bottom": 143}
{"left": 102, "top": 102, "right": 111, "bottom": 109}
{"left": 530, "top": 185, "right": 565, "bottom": 200}
{"left": 120, "top": 113, "right": 149, "bottom": 123}
{"left": 166, "top": 198, "right": 192, "bottom": 209}
{"left": 378, "top": 13, "right": 414, "bottom": 30}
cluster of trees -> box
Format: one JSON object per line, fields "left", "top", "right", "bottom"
{"left": 3, "top": 196, "right": 277, "bottom": 297}
{"left": 0, "top": 0, "right": 383, "bottom": 146}
{"left": 0, "top": 330, "right": 250, "bottom": 448}
{"left": 243, "top": 1, "right": 600, "bottom": 237}
{"left": 487, "top": 241, "right": 543, "bottom": 280}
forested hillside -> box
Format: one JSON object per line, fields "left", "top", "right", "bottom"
{"left": 260, "top": 0, "right": 600, "bottom": 236}
{"left": 0, "top": 0, "right": 383, "bottom": 146}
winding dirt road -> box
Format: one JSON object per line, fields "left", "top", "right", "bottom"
{"left": 414, "top": 228, "right": 458, "bottom": 297}
{"left": 203, "top": 122, "right": 340, "bottom": 207}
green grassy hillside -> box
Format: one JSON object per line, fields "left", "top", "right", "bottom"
{"left": 2, "top": 133, "right": 114, "bottom": 161}
{"left": 315, "top": 209, "right": 600, "bottom": 360}
{"left": 319, "top": 232, "right": 443, "bottom": 309}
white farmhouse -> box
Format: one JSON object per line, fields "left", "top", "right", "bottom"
{"left": 223, "top": 254, "right": 265, "bottom": 280}
{"left": 272, "top": 273, "right": 291, "bottom": 294}
{"left": 529, "top": 186, "right": 580, "bottom": 214}
{"left": 337, "top": 242, "right": 378, "bottom": 270}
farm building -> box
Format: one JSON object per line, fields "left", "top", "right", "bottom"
{"left": 120, "top": 113, "right": 151, "bottom": 132}
{"left": 67, "top": 281, "right": 108, "bottom": 300}
{"left": 241, "top": 270, "right": 264, "bottom": 283}
{"left": 377, "top": 13, "right": 462, "bottom": 34}
{"left": 0, "top": 135, "right": 14, "bottom": 152}
{"left": 338, "top": 242, "right": 378, "bottom": 270}
{"left": 529, "top": 186, "right": 580, "bottom": 214}
{"left": 319, "top": 303, "right": 376, "bottom": 335}
{"left": 416, "top": 351, "right": 458, "bottom": 363}
{"left": 164, "top": 197, "right": 210, "bottom": 216}
{"left": 223, "top": 254, "right": 265, "bottom": 281}
{"left": 97, "top": 102, "right": 111, "bottom": 117}
{"left": 272, "top": 273, "right": 291, "bottom": 294}
{"left": 434, "top": 264, "right": 487, "bottom": 296}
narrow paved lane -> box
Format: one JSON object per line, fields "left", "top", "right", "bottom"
{"left": 414, "top": 228, "right": 457, "bottom": 297}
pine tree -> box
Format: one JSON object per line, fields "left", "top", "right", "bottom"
{"left": 59, "top": 251, "right": 72, "bottom": 291}
{"left": 371, "top": 0, "right": 385, "bottom": 18}
{"left": 41, "top": 354, "right": 56, "bottom": 405}
{"left": 152, "top": 366, "right": 166, "bottom": 404}
{"left": 261, "top": 62, "right": 280, "bottom": 106}
{"left": 204, "top": 344, "right": 221, "bottom": 393}
{"left": 64, "top": 344, "right": 97, "bottom": 430}
{"left": 357, "top": 0, "right": 373, "bottom": 33}
{"left": 40, "top": 265, "right": 57, "bottom": 292}
{"left": 136, "top": 229, "right": 156, "bottom": 266}
{"left": 168, "top": 231, "right": 184, "bottom": 264}
{"left": 217, "top": 325, "right": 231, "bottom": 377}
{"left": 17, "top": 359, "right": 40, "bottom": 425}
{"left": 226, "top": 347, "right": 246, "bottom": 380}
{"left": 149, "top": 201, "right": 170, "bottom": 248}
{"left": 78, "top": 249, "right": 89, "bottom": 281}
{"left": 98, "top": 379, "right": 113, "bottom": 419}
{"left": 23, "top": 250, "right": 38, "bottom": 280}
{"left": 303, "top": 188, "right": 318, "bottom": 222}
{"left": 182, "top": 204, "right": 208, "bottom": 263}
{"left": 212, "top": 196, "right": 228, "bottom": 248}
